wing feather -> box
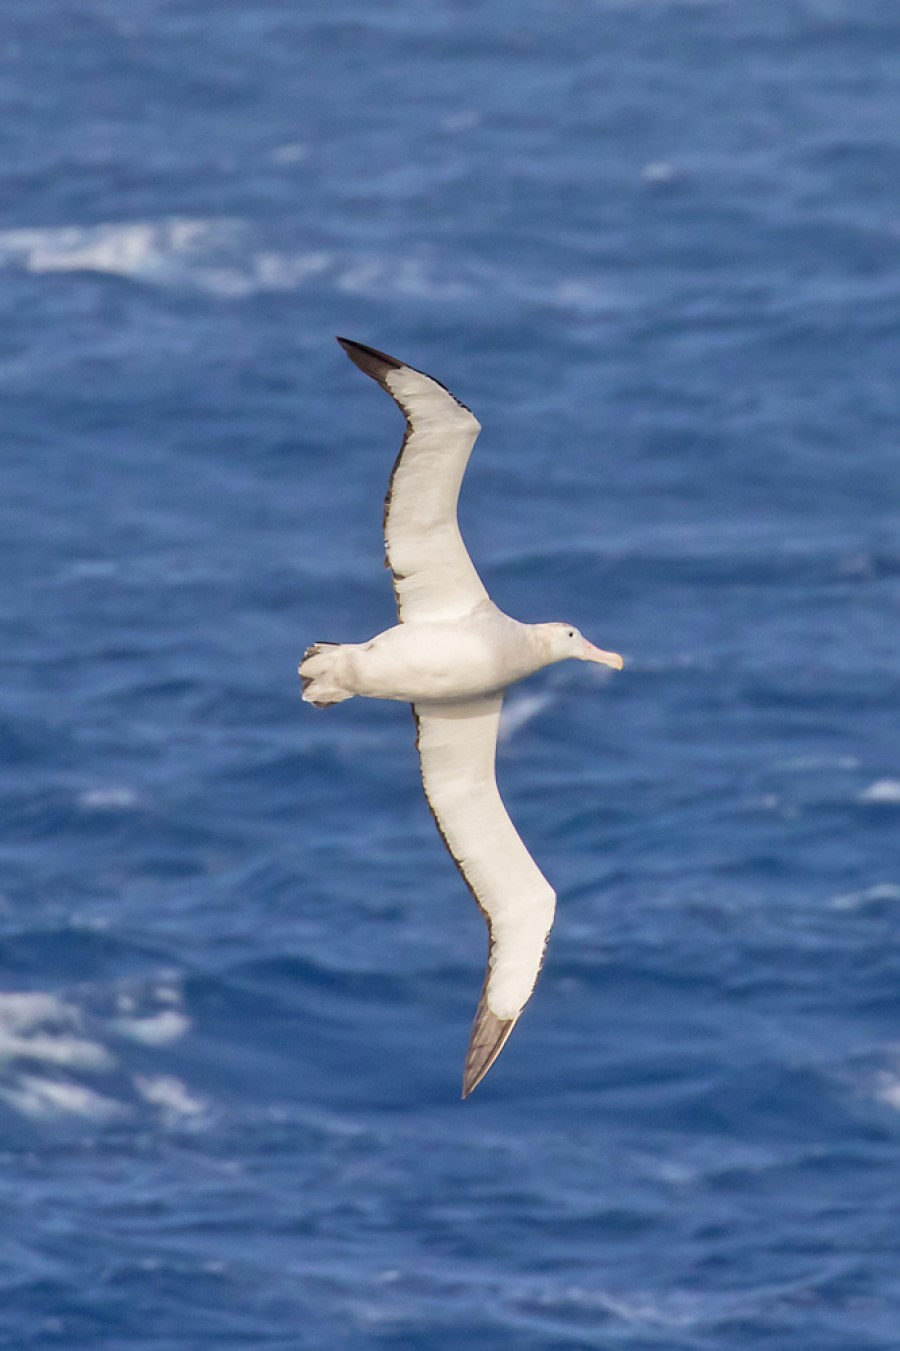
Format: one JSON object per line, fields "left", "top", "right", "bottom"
{"left": 337, "top": 338, "right": 488, "bottom": 623}
{"left": 413, "top": 697, "right": 556, "bottom": 1096}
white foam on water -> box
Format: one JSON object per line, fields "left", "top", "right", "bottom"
{"left": 0, "top": 218, "right": 472, "bottom": 302}
{"left": 0, "top": 218, "right": 237, "bottom": 284}
{"left": 641, "top": 160, "right": 679, "bottom": 184}
{"left": 0, "top": 1031, "right": 114, "bottom": 1071}
{"left": 0, "top": 217, "right": 279, "bottom": 297}
{"left": 267, "top": 141, "right": 309, "bottom": 164}
{"left": 78, "top": 786, "right": 139, "bottom": 811}
{"left": 0, "top": 217, "right": 660, "bottom": 311}
{"left": 860, "top": 779, "right": 900, "bottom": 804}
{"left": 776, "top": 754, "right": 861, "bottom": 772}
{"left": 553, "top": 277, "right": 618, "bottom": 314}
{"left": 112, "top": 1009, "right": 190, "bottom": 1046}
{"left": 109, "top": 978, "right": 191, "bottom": 1046}
{"left": 874, "top": 1069, "right": 900, "bottom": 1111}
{"left": 519, "top": 1280, "right": 718, "bottom": 1332}
{"left": 831, "top": 882, "right": 900, "bottom": 911}
{"left": 0, "top": 1074, "right": 124, "bottom": 1122}
{"left": 0, "top": 992, "right": 114, "bottom": 1070}
{"left": 0, "top": 983, "right": 201, "bottom": 1123}
{"left": 440, "top": 109, "right": 482, "bottom": 132}
{"left": 499, "top": 691, "right": 554, "bottom": 745}
{"left": 0, "top": 992, "right": 73, "bottom": 1032}
{"left": 65, "top": 559, "right": 120, "bottom": 580}
{"left": 336, "top": 253, "right": 472, "bottom": 300}
{"left": 134, "top": 1074, "right": 207, "bottom": 1123}
{"left": 252, "top": 249, "right": 331, "bottom": 291}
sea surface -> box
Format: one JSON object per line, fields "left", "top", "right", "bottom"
{"left": 2, "top": 2, "right": 900, "bottom": 1347}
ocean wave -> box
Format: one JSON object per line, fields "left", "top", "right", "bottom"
{"left": 0, "top": 980, "right": 198, "bottom": 1124}
{"left": 0, "top": 218, "right": 473, "bottom": 301}
{"left": 831, "top": 883, "right": 900, "bottom": 911}
{"left": 0, "top": 992, "right": 113, "bottom": 1072}
{"left": 77, "top": 786, "right": 140, "bottom": 812}
{"left": 0, "top": 1075, "right": 125, "bottom": 1123}
{"left": 133, "top": 1074, "right": 209, "bottom": 1125}
{"left": 859, "top": 779, "right": 900, "bottom": 805}
{"left": 498, "top": 690, "right": 554, "bottom": 745}
{"left": 0, "top": 218, "right": 241, "bottom": 291}
{"left": 7, "top": 211, "right": 888, "bottom": 320}
{"left": 0, "top": 217, "right": 654, "bottom": 310}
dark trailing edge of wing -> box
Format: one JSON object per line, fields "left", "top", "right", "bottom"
{"left": 336, "top": 339, "right": 411, "bottom": 600}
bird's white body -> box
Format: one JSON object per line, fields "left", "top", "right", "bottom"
{"left": 300, "top": 339, "right": 623, "bottom": 1096}
{"left": 307, "top": 603, "right": 554, "bottom": 705}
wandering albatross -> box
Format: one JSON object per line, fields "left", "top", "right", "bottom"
{"left": 300, "top": 338, "right": 624, "bottom": 1096}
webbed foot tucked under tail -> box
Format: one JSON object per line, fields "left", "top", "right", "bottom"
{"left": 299, "top": 643, "right": 354, "bottom": 707}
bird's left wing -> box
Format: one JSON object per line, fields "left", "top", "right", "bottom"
{"left": 413, "top": 696, "right": 557, "bottom": 1097}
{"left": 337, "top": 338, "right": 489, "bottom": 623}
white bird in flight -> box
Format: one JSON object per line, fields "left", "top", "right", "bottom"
{"left": 300, "top": 339, "right": 624, "bottom": 1097}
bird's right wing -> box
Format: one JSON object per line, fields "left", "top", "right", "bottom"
{"left": 338, "top": 338, "right": 489, "bottom": 624}
{"left": 413, "top": 696, "right": 557, "bottom": 1097}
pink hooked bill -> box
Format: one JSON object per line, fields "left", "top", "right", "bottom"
{"left": 582, "top": 641, "right": 624, "bottom": 669}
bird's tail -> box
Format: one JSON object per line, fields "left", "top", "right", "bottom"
{"left": 298, "top": 643, "right": 354, "bottom": 707}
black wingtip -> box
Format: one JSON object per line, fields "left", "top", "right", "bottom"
{"left": 461, "top": 997, "right": 519, "bottom": 1099}
{"left": 336, "top": 337, "right": 477, "bottom": 419}
{"left": 336, "top": 336, "right": 405, "bottom": 382}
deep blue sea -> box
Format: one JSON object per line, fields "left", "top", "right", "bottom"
{"left": 2, "top": 1, "right": 900, "bottom": 1346}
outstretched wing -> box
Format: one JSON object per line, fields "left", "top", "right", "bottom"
{"left": 337, "top": 338, "right": 489, "bottom": 624}
{"left": 413, "top": 697, "right": 557, "bottom": 1097}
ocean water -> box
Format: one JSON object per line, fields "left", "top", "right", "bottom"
{"left": 2, "top": 1, "right": 900, "bottom": 1346}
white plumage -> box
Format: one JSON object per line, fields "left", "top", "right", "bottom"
{"left": 299, "top": 339, "right": 623, "bottom": 1096}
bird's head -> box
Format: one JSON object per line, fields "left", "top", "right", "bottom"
{"left": 538, "top": 622, "right": 624, "bottom": 670}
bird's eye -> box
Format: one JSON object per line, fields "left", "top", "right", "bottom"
{"left": 567, "top": 629, "right": 575, "bottom": 638}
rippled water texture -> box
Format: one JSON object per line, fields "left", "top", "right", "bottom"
{"left": 2, "top": 1, "right": 900, "bottom": 1346}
